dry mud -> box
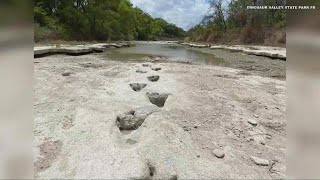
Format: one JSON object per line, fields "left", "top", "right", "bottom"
{"left": 34, "top": 53, "right": 286, "bottom": 179}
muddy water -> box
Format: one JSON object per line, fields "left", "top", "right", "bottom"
{"left": 103, "top": 42, "right": 228, "bottom": 66}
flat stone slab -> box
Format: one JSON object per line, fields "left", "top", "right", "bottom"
{"left": 34, "top": 46, "right": 93, "bottom": 57}
{"left": 210, "top": 45, "right": 286, "bottom": 60}
{"left": 180, "top": 43, "right": 286, "bottom": 60}
{"left": 34, "top": 43, "right": 132, "bottom": 58}
{"left": 180, "top": 43, "right": 210, "bottom": 48}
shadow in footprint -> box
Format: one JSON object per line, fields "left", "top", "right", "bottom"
{"left": 116, "top": 106, "right": 159, "bottom": 134}
{"left": 147, "top": 76, "right": 160, "bottom": 82}
{"left": 130, "top": 83, "right": 147, "bottom": 92}
{"left": 146, "top": 92, "right": 169, "bottom": 107}
{"left": 151, "top": 67, "right": 161, "bottom": 71}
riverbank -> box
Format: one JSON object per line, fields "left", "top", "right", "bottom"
{"left": 34, "top": 42, "right": 286, "bottom": 80}
{"left": 180, "top": 42, "right": 286, "bottom": 60}
{"left": 186, "top": 46, "right": 286, "bottom": 80}
{"left": 34, "top": 42, "right": 133, "bottom": 58}
{"left": 34, "top": 51, "right": 286, "bottom": 179}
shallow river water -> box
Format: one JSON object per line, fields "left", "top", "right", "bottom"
{"left": 104, "top": 42, "right": 227, "bottom": 66}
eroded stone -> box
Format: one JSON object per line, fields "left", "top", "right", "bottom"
{"left": 250, "top": 156, "right": 269, "bottom": 166}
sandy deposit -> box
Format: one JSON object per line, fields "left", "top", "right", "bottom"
{"left": 34, "top": 50, "right": 286, "bottom": 179}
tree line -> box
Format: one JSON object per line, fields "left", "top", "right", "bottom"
{"left": 187, "top": 0, "right": 287, "bottom": 45}
{"left": 34, "top": 0, "right": 186, "bottom": 42}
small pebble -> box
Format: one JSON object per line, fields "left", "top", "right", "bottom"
{"left": 253, "top": 114, "right": 259, "bottom": 118}
{"left": 212, "top": 149, "right": 225, "bottom": 158}
{"left": 62, "top": 72, "right": 71, "bottom": 76}
{"left": 247, "top": 119, "right": 258, "bottom": 126}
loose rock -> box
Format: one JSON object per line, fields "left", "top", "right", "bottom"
{"left": 250, "top": 156, "right": 269, "bottom": 166}
{"left": 247, "top": 119, "right": 258, "bottom": 126}
{"left": 266, "top": 134, "right": 272, "bottom": 140}
{"left": 147, "top": 76, "right": 160, "bottom": 82}
{"left": 130, "top": 83, "right": 147, "bottom": 92}
{"left": 62, "top": 72, "right": 71, "bottom": 76}
{"left": 212, "top": 149, "right": 225, "bottom": 158}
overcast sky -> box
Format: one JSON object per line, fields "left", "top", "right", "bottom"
{"left": 130, "top": 0, "right": 210, "bottom": 30}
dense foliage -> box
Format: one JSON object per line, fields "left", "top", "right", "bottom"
{"left": 34, "top": 0, "right": 185, "bottom": 42}
{"left": 188, "top": 0, "right": 286, "bottom": 45}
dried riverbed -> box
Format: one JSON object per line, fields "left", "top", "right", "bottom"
{"left": 34, "top": 43, "right": 286, "bottom": 179}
